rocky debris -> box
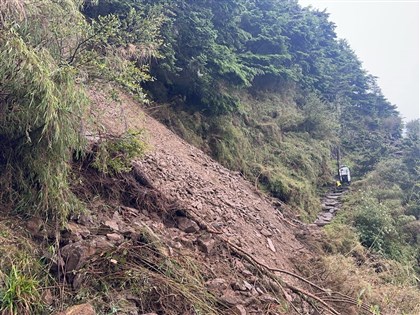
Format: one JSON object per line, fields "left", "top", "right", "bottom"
{"left": 56, "top": 303, "right": 96, "bottom": 315}
{"left": 176, "top": 216, "right": 200, "bottom": 233}
{"left": 230, "top": 304, "right": 247, "bottom": 315}
{"left": 83, "top": 90, "right": 313, "bottom": 314}
{"left": 220, "top": 290, "right": 244, "bottom": 306}
{"left": 197, "top": 235, "right": 217, "bottom": 254}
{"left": 133, "top": 111, "right": 305, "bottom": 274}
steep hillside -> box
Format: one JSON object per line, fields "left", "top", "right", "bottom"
{"left": 81, "top": 0, "right": 403, "bottom": 220}
{"left": 1, "top": 1, "right": 419, "bottom": 314}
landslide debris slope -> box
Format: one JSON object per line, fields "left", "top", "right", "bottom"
{"left": 76, "top": 86, "right": 379, "bottom": 315}
{"left": 2, "top": 1, "right": 418, "bottom": 314}
{"left": 84, "top": 87, "right": 308, "bottom": 314}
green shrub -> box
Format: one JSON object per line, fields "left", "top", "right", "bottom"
{"left": 92, "top": 130, "right": 147, "bottom": 174}
{"left": 0, "top": 29, "right": 86, "bottom": 222}
{"left": 324, "top": 223, "right": 360, "bottom": 255}
{"left": 353, "top": 196, "right": 396, "bottom": 252}
{"left": 0, "top": 265, "right": 43, "bottom": 315}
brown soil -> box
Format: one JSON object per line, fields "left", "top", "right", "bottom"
{"left": 87, "top": 86, "right": 305, "bottom": 273}
{"left": 62, "top": 85, "right": 374, "bottom": 315}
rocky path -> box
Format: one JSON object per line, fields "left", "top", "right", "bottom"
{"left": 314, "top": 188, "right": 347, "bottom": 226}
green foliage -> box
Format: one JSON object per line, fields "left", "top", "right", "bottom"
{"left": 92, "top": 130, "right": 148, "bottom": 174}
{"left": 323, "top": 223, "right": 360, "bottom": 255}
{"left": 0, "top": 0, "right": 163, "bottom": 222}
{"left": 353, "top": 195, "right": 397, "bottom": 254}
{"left": 0, "top": 222, "right": 47, "bottom": 315}
{"left": 0, "top": 265, "right": 42, "bottom": 315}
{"left": 0, "top": 28, "right": 86, "bottom": 222}
{"left": 81, "top": 0, "right": 166, "bottom": 99}
{"left": 344, "top": 187, "right": 418, "bottom": 266}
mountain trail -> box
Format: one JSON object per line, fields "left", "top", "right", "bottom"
{"left": 314, "top": 188, "right": 348, "bottom": 226}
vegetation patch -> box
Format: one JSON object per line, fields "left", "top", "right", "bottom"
{"left": 0, "top": 220, "right": 49, "bottom": 315}
{"left": 91, "top": 130, "right": 148, "bottom": 175}
{"left": 78, "top": 234, "right": 219, "bottom": 315}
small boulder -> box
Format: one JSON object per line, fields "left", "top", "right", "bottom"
{"left": 62, "top": 222, "right": 90, "bottom": 242}
{"left": 231, "top": 305, "right": 247, "bottom": 315}
{"left": 220, "top": 290, "right": 244, "bottom": 306}
{"left": 56, "top": 303, "right": 95, "bottom": 315}
{"left": 106, "top": 233, "right": 124, "bottom": 243}
{"left": 260, "top": 293, "right": 277, "bottom": 303}
{"left": 197, "top": 236, "right": 216, "bottom": 254}
{"left": 26, "top": 217, "right": 43, "bottom": 237}
{"left": 206, "top": 278, "right": 228, "bottom": 292}
{"left": 260, "top": 229, "right": 273, "bottom": 237}
{"left": 104, "top": 219, "right": 119, "bottom": 231}
{"left": 232, "top": 281, "right": 247, "bottom": 291}
{"left": 61, "top": 242, "right": 95, "bottom": 272}
{"left": 176, "top": 217, "right": 200, "bottom": 233}
{"left": 41, "top": 289, "right": 54, "bottom": 305}
{"left": 267, "top": 238, "right": 276, "bottom": 253}
{"left": 241, "top": 269, "right": 253, "bottom": 278}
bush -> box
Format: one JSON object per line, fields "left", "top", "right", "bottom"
{"left": 0, "top": 30, "right": 86, "bottom": 222}
{"left": 0, "top": 265, "right": 42, "bottom": 315}
{"left": 354, "top": 196, "right": 396, "bottom": 252}
{"left": 92, "top": 130, "right": 147, "bottom": 174}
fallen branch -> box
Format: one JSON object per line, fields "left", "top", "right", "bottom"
{"left": 223, "top": 237, "right": 376, "bottom": 315}
{"left": 224, "top": 238, "right": 340, "bottom": 315}
{"left": 224, "top": 238, "right": 327, "bottom": 293}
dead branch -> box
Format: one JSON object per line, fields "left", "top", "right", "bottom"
{"left": 223, "top": 238, "right": 340, "bottom": 315}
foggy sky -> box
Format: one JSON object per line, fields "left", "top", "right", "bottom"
{"left": 299, "top": 0, "right": 419, "bottom": 122}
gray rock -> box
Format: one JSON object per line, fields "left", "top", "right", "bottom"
{"left": 243, "top": 280, "right": 253, "bottom": 291}
{"left": 61, "top": 242, "right": 95, "bottom": 272}
{"left": 231, "top": 304, "right": 247, "bottom": 315}
{"left": 260, "top": 229, "right": 273, "bottom": 237}
{"left": 232, "top": 281, "right": 247, "bottom": 291}
{"left": 106, "top": 233, "right": 124, "bottom": 243}
{"left": 267, "top": 238, "right": 276, "bottom": 253}
{"left": 104, "top": 219, "right": 119, "bottom": 231}
{"left": 56, "top": 303, "right": 96, "bottom": 315}
{"left": 176, "top": 217, "right": 200, "bottom": 233}
{"left": 197, "top": 236, "right": 216, "bottom": 254}
{"left": 206, "top": 278, "right": 228, "bottom": 292}
{"left": 220, "top": 290, "right": 244, "bottom": 306}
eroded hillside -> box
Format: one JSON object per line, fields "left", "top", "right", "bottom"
{"left": 1, "top": 1, "right": 419, "bottom": 314}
